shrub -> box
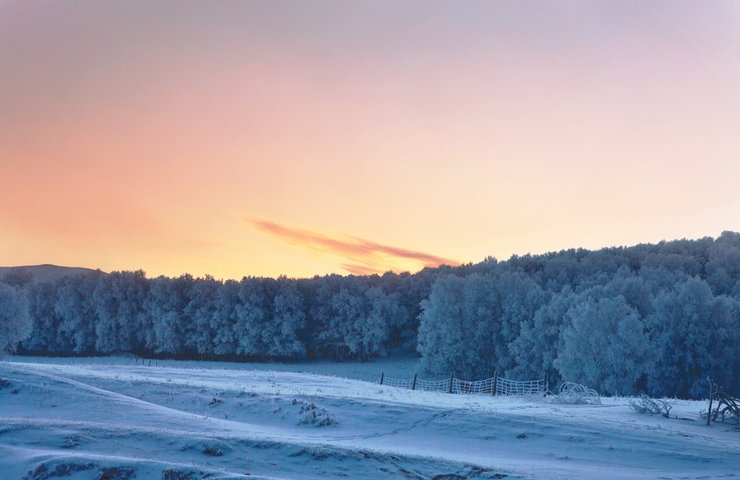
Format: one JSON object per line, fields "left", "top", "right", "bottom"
{"left": 629, "top": 395, "right": 673, "bottom": 418}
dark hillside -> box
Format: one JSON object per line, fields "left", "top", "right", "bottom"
{"left": 0, "top": 265, "right": 103, "bottom": 285}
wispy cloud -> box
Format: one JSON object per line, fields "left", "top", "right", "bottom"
{"left": 249, "top": 218, "right": 459, "bottom": 275}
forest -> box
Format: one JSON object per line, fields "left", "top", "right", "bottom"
{"left": 2, "top": 231, "right": 740, "bottom": 399}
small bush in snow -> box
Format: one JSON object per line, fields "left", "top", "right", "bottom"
{"left": 201, "top": 442, "right": 229, "bottom": 457}
{"left": 295, "top": 401, "right": 338, "bottom": 427}
{"left": 629, "top": 395, "right": 673, "bottom": 418}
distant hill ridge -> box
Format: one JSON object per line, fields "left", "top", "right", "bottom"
{"left": 0, "top": 264, "right": 103, "bottom": 284}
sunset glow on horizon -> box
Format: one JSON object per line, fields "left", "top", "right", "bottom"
{"left": 2, "top": 1, "right": 739, "bottom": 280}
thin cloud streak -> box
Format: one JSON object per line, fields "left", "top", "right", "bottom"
{"left": 249, "top": 218, "right": 460, "bottom": 275}
{"left": 341, "top": 263, "right": 384, "bottom": 277}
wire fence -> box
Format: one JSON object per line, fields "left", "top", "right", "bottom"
{"left": 378, "top": 372, "right": 546, "bottom": 397}
{"left": 495, "top": 377, "right": 546, "bottom": 396}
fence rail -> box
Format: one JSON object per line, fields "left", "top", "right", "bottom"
{"left": 379, "top": 372, "right": 546, "bottom": 397}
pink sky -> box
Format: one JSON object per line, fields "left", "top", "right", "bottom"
{"left": 1, "top": 1, "right": 739, "bottom": 279}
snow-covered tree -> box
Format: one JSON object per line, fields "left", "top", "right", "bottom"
{"left": 145, "top": 275, "right": 194, "bottom": 356}
{"left": 331, "top": 285, "right": 367, "bottom": 360}
{"left": 462, "top": 273, "right": 503, "bottom": 378}
{"left": 602, "top": 268, "right": 655, "bottom": 318}
{"left": 0, "top": 283, "right": 31, "bottom": 353}
{"left": 54, "top": 272, "right": 101, "bottom": 354}
{"left": 509, "top": 287, "right": 570, "bottom": 381}
{"left": 418, "top": 274, "right": 501, "bottom": 378}
{"left": 20, "top": 281, "right": 60, "bottom": 353}
{"left": 706, "top": 231, "right": 740, "bottom": 297}
{"left": 646, "top": 277, "right": 740, "bottom": 398}
{"left": 496, "top": 271, "right": 547, "bottom": 375}
{"left": 94, "top": 270, "right": 148, "bottom": 354}
{"left": 232, "top": 277, "right": 271, "bottom": 358}
{"left": 183, "top": 275, "right": 221, "bottom": 358}
{"left": 363, "top": 286, "right": 404, "bottom": 359}
{"left": 212, "top": 280, "right": 240, "bottom": 357}
{"left": 417, "top": 274, "right": 468, "bottom": 375}
{"left": 555, "top": 296, "right": 650, "bottom": 396}
{"left": 266, "top": 276, "right": 307, "bottom": 359}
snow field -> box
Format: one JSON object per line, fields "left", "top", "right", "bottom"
{"left": 1, "top": 357, "right": 739, "bottom": 480}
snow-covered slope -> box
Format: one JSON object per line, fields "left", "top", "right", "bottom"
{"left": 1, "top": 357, "right": 738, "bottom": 479}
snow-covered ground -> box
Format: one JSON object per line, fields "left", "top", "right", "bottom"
{"left": 1, "top": 356, "right": 739, "bottom": 480}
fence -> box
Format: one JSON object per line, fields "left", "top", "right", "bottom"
{"left": 378, "top": 372, "right": 546, "bottom": 397}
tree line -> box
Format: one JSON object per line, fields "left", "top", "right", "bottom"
{"left": 8, "top": 270, "right": 430, "bottom": 363}
{"left": 2, "top": 231, "right": 740, "bottom": 398}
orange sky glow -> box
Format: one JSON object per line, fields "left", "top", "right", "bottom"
{"left": 1, "top": 1, "right": 739, "bottom": 280}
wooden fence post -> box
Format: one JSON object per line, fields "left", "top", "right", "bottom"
{"left": 449, "top": 373, "right": 454, "bottom": 394}
{"left": 412, "top": 373, "right": 418, "bottom": 390}
{"left": 492, "top": 369, "right": 498, "bottom": 396}
{"left": 380, "top": 372, "right": 384, "bottom": 385}
{"left": 707, "top": 377, "right": 713, "bottom": 426}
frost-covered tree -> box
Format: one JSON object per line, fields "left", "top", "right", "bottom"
{"left": 462, "top": 273, "right": 503, "bottom": 378}
{"left": 496, "top": 271, "right": 547, "bottom": 376}
{"left": 419, "top": 272, "right": 547, "bottom": 379}
{"left": 183, "top": 275, "right": 221, "bottom": 358}
{"left": 646, "top": 277, "right": 740, "bottom": 398}
{"left": 418, "top": 274, "right": 501, "bottom": 378}
{"left": 212, "top": 280, "right": 240, "bottom": 357}
{"left": 21, "top": 281, "right": 60, "bottom": 354}
{"left": 602, "top": 269, "right": 655, "bottom": 318}
{"left": 418, "top": 274, "right": 468, "bottom": 375}
{"left": 318, "top": 282, "right": 366, "bottom": 361}
{"left": 305, "top": 274, "right": 345, "bottom": 359}
{"left": 303, "top": 274, "right": 399, "bottom": 361}
{"left": 363, "top": 286, "right": 404, "bottom": 359}
{"left": 232, "top": 277, "right": 272, "bottom": 358}
{"left": 55, "top": 272, "right": 101, "bottom": 354}
{"left": 94, "top": 270, "right": 148, "bottom": 354}
{"left": 509, "top": 287, "right": 571, "bottom": 381}
{"left": 388, "top": 270, "right": 431, "bottom": 351}
{"left": 0, "top": 283, "right": 31, "bottom": 353}
{"left": 266, "top": 276, "right": 307, "bottom": 359}
{"left": 145, "top": 275, "right": 194, "bottom": 356}
{"left": 706, "top": 231, "right": 740, "bottom": 297}
{"left": 637, "top": 266, "right": 690, "bottom": 294}
{"left": 555, "top": 296, "right": 650, "bottom": 396}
